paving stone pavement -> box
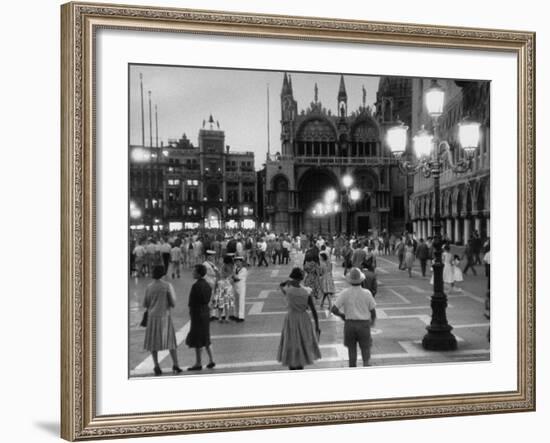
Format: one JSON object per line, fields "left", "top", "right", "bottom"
{"left": 129, "top": 252, "right": 490, "bottom": 378}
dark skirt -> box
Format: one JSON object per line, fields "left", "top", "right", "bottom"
{"left": 185, "top": 306, "right": 211, "bottom": 348}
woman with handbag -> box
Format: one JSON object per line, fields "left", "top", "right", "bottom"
{"left": 142, "top": 264, "right": 182, "bottom": 376}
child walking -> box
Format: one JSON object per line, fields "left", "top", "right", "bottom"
{"left": 451, "top": 254, "right": 464, "bottom": 292}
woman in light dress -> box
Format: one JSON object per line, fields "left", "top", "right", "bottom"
{"left": 277, "top": 267, "right": 321, "bottom": 370}
{"left": 404, "top": 240, "right": 415, "bottom": 277}
{"left": 451, "top": 254, "right": 464, "bottom": 292}
{"left": 213, "top": 255, "right": 235, "bottom": 322}
{"left": 142, "top": 264, "right": 182, "bottom": 376}
{"left": 430, "top": 243, "right": 456, "bottom": 290}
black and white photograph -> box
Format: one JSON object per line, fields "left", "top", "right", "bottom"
{"left": 128, "top": 65, "right": 491, "bottom": 377}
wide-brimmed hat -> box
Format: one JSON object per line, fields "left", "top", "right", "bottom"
{"left": 206, "top": 250, "right": 216, "bottom": 255}
{"left": 346, "top": 267, "right": 365, "bottom": 285}
{"left": 234, "top": 255, "right": 244, "bottom": 261}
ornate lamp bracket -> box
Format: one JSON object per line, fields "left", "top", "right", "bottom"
{"left": 396, "top": 156, "right": 432, "bottom": 178}
{"left": 437, "top": 140, "right": 473, "bottom": 174}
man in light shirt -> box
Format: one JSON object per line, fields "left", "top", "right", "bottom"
{"left": 133, "top": 241, "right": 146, "bottom": 277}
{"left": 331, "top": 267, "right": 377, "bottom": 367}
{"left": 257, "top": 238, "right": 268, "bottom": 267}
{"left": 169, "top": 243, "right": 182, "bottom": 279}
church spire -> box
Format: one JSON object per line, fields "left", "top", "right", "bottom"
{"left": 338, "top": 74, "right": 347, "bottom": 101}
{"left": 281, "top": 72, "right": 292, "bottom": 96}
{"left": 338, "top": 75, "right": 348, "bottom": 117}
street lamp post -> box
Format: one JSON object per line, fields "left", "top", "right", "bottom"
{"left": 386, "top": 79, "right": 481, "bottom": 351}
{"left": 341, "top": 175, "right": 360, "bottom": 235}
{"left": 324, "top": 189, "right": 337, "bottom": 236}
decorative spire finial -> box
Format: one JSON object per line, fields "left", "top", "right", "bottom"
{"left": 314, "top": 83, "right": 318, "bottom": 103}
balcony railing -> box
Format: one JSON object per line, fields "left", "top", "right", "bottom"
{"left": 294, "top": 156, "right": 396, "bottom": 166}
{"left": 267, "top": 155, "right": 396, "bottom": 166}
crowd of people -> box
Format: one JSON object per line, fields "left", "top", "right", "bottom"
{"left": 135, "top": 228, "right": 490, "bottom": 375}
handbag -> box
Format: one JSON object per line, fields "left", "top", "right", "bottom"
{"left": 140, "top": 310, "right": 148, "bottom": 327}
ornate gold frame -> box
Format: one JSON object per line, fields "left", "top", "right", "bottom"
{"left": 61, "top": 2, "right": 536, "bottom": 440}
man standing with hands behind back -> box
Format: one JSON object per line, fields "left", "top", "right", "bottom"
{"left": 331, "top": 267, "right": 377, "bottom": 367}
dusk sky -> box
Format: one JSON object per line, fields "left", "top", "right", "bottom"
{"left": 129, "top": 65, "right": 380, "bottom": 169}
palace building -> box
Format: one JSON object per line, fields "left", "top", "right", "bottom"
{"left": 263, "top": 73, "right": 411, "bottom": 236}
{"left": 129, "top": 115, "right": 257, "bottom": 231}
{"left": 409, "top": 78, "right": 490, "bottom": 243}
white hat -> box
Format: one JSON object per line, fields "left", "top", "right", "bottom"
{"left": 346, "top": 267, "right": 365, "bottom": 285}
{"left": 234, "top": 256, "right": 244, "bottom": 261}
{"left": 206, "top": 250, "right": 216, "bottom": 255}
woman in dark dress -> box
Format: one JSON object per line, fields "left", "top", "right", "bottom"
{"left": 185, "top": 264, "right": 216, "bottom": 370}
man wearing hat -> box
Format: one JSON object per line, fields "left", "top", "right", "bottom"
{"left": 231, "top": 256, "right": 248, "bottom": 322}
{"left": 331, "top": 267, "right": 377, "bottom": 367}
{"left": 203, "top": 250, "right": 220, "bottom": 320}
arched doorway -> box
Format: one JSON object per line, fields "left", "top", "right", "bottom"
{"left": 352, "top": 168, "right": 378, "bottom": 234}
{"left": 299, "top": 169, "right": 339, "bottom": 235}
{"left": 272, "top": 174, "right": 290, "bottom": 234}
{"left": 204, "top": 207, "right": 221, "bottom": 229}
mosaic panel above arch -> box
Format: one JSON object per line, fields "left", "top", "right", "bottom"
{"left": 296, "top": 117, "right": 337, "bottom": 141}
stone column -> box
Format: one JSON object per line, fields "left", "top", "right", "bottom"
{"left": 238, "top": 181, "right": 243, "bottom": 217}
{"left": 486, "top": 217, "right": 490, "bottom": 237}
{"left": 454, "top": 217, "right": 462, "bottom": 244}
{"left": 413, "top": 221, "right": 418, "bottom": 237}
{"left": 463, "top": 217, "right": 471, "bottom": 243}
{"left": 446, "top": 218, "right": 453, "bottom": 242}
{"left": 427, "top": 219, "right": 433, "bottom": 238}
{"left": 474, "top": 216, "right": 481, "bottom": 235}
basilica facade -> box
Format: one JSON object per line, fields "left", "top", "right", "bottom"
{"left": 264, "top": 73, "right": 411, "bottom": 236}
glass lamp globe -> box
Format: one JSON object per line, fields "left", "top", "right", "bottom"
{"left": 458, "top": 119, "right": 481, "bottom": 154}
{"left": 386, "top": 122, "right": 408, "bottom": 156}
{"left": 425, "top": 80, "right": 445, "bottom": 118}
{"left": 325, "top": 188, "right": 337, "bottom": 204}
{"left": 350, "top": 189, "right": 361, "bottom": 202}
{"left": 342, "top": 174, "right": 353, "bottom": 188}
{"left": 413, "top": 126, "right": 434, "bottom": 158}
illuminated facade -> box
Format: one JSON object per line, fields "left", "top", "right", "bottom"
{"left": 409, "top": 79, "right": 490, "bottom": 243}
{"left": 129, "top": 115, "right": 257, "bottom": 231}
